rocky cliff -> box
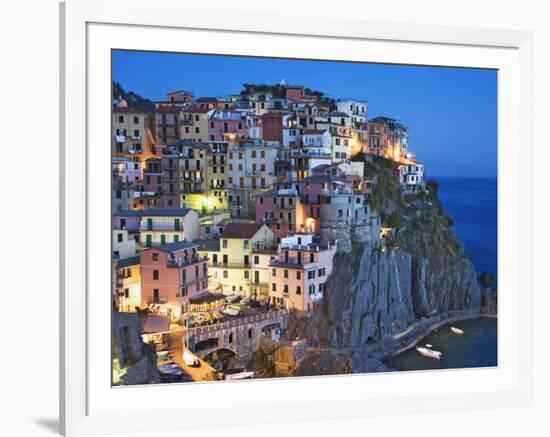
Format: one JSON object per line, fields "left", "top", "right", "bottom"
{"left": 302, "top": 157, "right": 482, "bottom": 350}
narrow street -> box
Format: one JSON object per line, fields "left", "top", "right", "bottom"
{"left": 166, "top": 328, "right": 217, "bottom": 382}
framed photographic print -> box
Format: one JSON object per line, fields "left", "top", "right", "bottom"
{"left": 60, "top": 0, "right": 534, "bottom": 435}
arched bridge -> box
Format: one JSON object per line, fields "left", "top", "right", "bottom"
{"left": 186, "top": 310, "right": 289, "bottom": 359}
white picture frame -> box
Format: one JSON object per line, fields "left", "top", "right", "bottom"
{"left": 60, "top": 0, "right": 534, "bottom": 435}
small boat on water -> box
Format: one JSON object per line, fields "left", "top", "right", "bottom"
{"left": 425, "top": 344, "right": 433, "bottom": 348}
{"left": 220, "top": 368, "right": 255, "bottom": 380}
{"left": 416, "top": 346, "right": 442, "bottom": 359}
{"left": 450, "top": 326, "right": 464, "bottom": 335}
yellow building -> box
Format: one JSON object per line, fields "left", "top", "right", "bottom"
{"left": 180, "top": 107, "right": 214, "bottom": 142}
{"left": 199, "top": 223, "right": 276, "bottom": 297}
{"left": 114, "top": 256, "right": 142, "bottom": 312}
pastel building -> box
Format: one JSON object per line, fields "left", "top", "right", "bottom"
{"left": 160, "top": 140, "right": 208, "bottom": 211}
{"left": 269, "top": 233, "right": 336, "bottom": 312}
{"left": 112, "top": 157, "right": 142, "bottom": 186}
{"left": 370, "top": 116, "right": 409, "bottom": 161}
{"left": 112, "top": 185, "right": 134, "bottom": 212}
{"left": 140, "top": 241, "right": 209, "bottom": 323}
{"left": 289, "top": 148, "right": 332, "bottom": 182}
{"left": 227, "top": 142, "right": 279, "bottom": 218}
{"left": 113, "top": 229, "right": 138, "bottom": 260}
{"left": 208, "top": 109, "right": 248, "bottom": 141}
{"left": 255, "top": 187, "right": 308, "bottom": 242}
{"left": 140, "top": 208, "right": 199, "bottom": 247}
{"left": 114, "top": 256, "right": 141, "bottom": 313}
{"left": 112, "top": 105, "right": 155, "bottom": 156}
{"left": 180, "top": 107, "right": 214, "bottom": 142}
{"left": 200, "top": 223, "right": 276, "bottom": 297}
{"left": 336, "top": 99, "right": 368, "bottom": 125}
{"left": 398, "top": 161, "right": 426, "bottom": 193}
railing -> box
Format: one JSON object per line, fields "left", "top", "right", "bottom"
{"left": 188, "top": 309, "right": 289, "bottom": 335}
{"left": 148, "top": 297, "right": 168, "bottom": 304}
{"left": 140, "top": 223, "right": 184, "bottom": 231}
{"left": 167, "top": 255, "right": 207, "bottom": 267}
{"left": 210, "top": 261, "right": 250, "bottom": 269}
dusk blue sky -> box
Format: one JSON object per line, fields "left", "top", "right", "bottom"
{"left": 113, "top": 50, "right": 497, "bottom": 178}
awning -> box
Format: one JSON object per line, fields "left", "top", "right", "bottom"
{"left": 139, "top": 314, "right": 171, "bottom": 334}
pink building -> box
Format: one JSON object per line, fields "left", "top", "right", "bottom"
{"left": 255, "top": 188, "right": 311, "bottom": 242}
{"left": 208, "top": 109, "right": 248, "bottom": 141}
{"left": 140, "top": 240, "right": 209, "bottom": 323}
{"left": 269, "top": 234, "right": 336, "bottom": 312}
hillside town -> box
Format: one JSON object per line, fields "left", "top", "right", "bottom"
{"left": 111, "top": 82, "right": 428, "bottom": 384}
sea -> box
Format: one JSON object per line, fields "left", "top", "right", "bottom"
{"left": 386, "top": 177, "right": 498, "bottom": 371}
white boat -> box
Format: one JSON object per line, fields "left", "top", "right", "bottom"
{"left": 221, "top": 305, "right": 240, "bottom": 316}
{"left": 182, "top": 349, "right": 200, "bottom": 367}
{"left": 450, "top": 326, "right": 464, "bottom": 335}
{"left": 225, "top": 294, "right": 240, "bottom": 303}
{"left": 224, "top": 371, "right": 254, "bottom": 380}
{"left": 416, "top": 346, "right": 442, "bottom": 359}
{"left": 425, "top": 344, "right": 433, "bottom": 348}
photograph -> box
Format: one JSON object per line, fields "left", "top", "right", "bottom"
{"left": 111, "top": 50, "right": 498, "bottom": 386}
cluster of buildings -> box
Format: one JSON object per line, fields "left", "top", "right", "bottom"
{"left": 112, "top": 83, "right": 426, "bottom": 324}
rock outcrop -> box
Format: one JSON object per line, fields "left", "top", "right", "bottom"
{"left": 112, "top": 312, "right": 160, "bottom": 385}
{"left": 300, "top": 158, "right": 483, "bottom": 351}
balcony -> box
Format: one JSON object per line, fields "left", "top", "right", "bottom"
{"left": 142, "top": 223, "right": 184, "bottom": 231}
{"left": 167, "top": 255, "right": 207, "bottom": 268}
{"left": 148, "top": 296, "right": 168, "bottom": 304}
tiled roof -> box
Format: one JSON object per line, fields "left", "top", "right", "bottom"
{"left": 221, "top": 223, "right": 264, "bottom": 239}
{"left": 184, "top": 107, "right": 212, "bottom": 114}
{"left": 140, "top": 208, "right": 192, "bottom": 217}
{"left": 113, "top": 106, "right": 147, "bottom": 114}
{"left": 155, "top": 105, "right": 181, "bottom": 113}
{"left": 154, "top": 240, "right": 198, "bottom": 253}
{"left": 303, "top": 129, "right": 327, "bottom": 135}
{"left": 116, "top": 255, "right": 140, "bottom": 268}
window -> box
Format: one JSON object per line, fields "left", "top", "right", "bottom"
{"left": 310, "top": 253, "right": 314, "bottom": 263}
{"left": 222, "top": 240, "right": 228, "bottom": 248}
{"left": 124, "top": 288, "right": 129, "bottom": 298}
{"left": 308, "top": 270, "right": 315, "bottom": 279}
{"left": 244, "top": 271, "right": 249, "bottom": 279}
{"left": 296, "top": 271, "right": 301, "bottom": 280}
{"left": 254, "top": 256, "right": 259, "bottom": 264}
{"left": 223, "top": 270, "right": 228, "bottom": 278}
{"left": 284, "top": 270, "right": 288, "bottom": 279}
{"left": 117, "top": 233, "right": 123, "bottom": 243}
{"left": 153, "top": 288, "right": 159, "bottom": 302}
{"left": 272, "top": 283, "right": 276, "bottom": 292}
{"left": 118, "top": 115, "right": 124, "bottom": 123}
{"left": 272, "top": 268, "right": 276, "bottom": 277}
{"left": 283, "top": 284, "right": 289, "bottom": 294}
{"left": 243, "top": 240, "right": 249, "bottom": 249}
{"left": 152, "top": 253, "right": 159, "bottom": 261}
{"left": 296, "top": 286, "right": 301, "bottom": 295}
{"left": 153, "top": 270, "right": 159, "bottom": 280}
{"left": 133, "top": 116, "right": 139, "bottom": 124}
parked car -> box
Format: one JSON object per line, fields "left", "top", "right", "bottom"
{"left": 158, "top": 362, "right": 184, "bottom": 382}
{"left": 221, "top": 305, "right": 240, "bottom": 317}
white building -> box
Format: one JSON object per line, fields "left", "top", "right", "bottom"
{"left": 398, "top": 162, "right": 426, "bottom": 193}
{"left": 139, "top": 208, "right": 199, "bottom": 247}
{"left": 302, "top": 129, "right": 331, "bottom": 151}
{"left": 227, "top": 141, "right": 279, "bottom": 218}
{"left": 336, "top": 99, "right": 368, "bottom": 125}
